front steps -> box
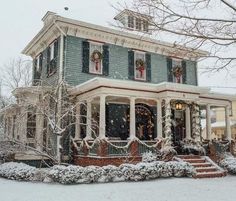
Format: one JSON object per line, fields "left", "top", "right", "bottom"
{"left": 177, "top": 155, "right": 227, "bottom": 178}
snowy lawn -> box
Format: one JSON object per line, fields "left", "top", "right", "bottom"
{"left": 1, "top": 176, "right": 236, "bottom": 201}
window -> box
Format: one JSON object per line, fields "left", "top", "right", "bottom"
{"left": 134, "top": 51, "right": 146, "bottom": 81}
{"left": 143, "top": 20, "right": 149, "bottom": 32}
{"left": 34, "top": 54, "right": 43, "bottom": 82}
{"left": 136, "top": 18, "right": 142, "bottom": 30}
{"left": 128, "top": 16, "right": 134, "bottom": 29}
{"left": 27, "top": 111, "right": 36, "bottom": 139}
{"left": 172, "top": 59, "right": 183, "bottom": 83}
{"left": 47, "top": 40, "right": 58, "bottom": 76}
{"left": 89, "top": 42, "right": 103, "bottom": 74}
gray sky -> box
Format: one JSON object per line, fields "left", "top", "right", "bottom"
{"left": 0, "top": 0, "right": 235, "bottom": 94}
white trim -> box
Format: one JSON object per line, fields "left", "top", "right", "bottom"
{"left": 22, "top": 12, "right": 208, "bottom": 60}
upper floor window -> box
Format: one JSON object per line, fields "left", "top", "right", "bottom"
{"left": 89, "top": 42, "right": 103, "bottom": 75}
{"left": 167, "top": 58, "right": 186, "bottom": 84}
{"left": 82, "top": 40, "right": 109, "bottom": 76}
{"left": 172, "top": 59, "right": 183, "bottom": 83}
{"left": 128, "top": 50, "right": 151, "bottom": 82}
{"left": 135, "top": 51, "right": 146, "bottom": 81}
{"left": 47, "top": 39, "right": 58, "bottom": 76}
{"left": 33, "top": 53, "right": 43, "bottom": 83}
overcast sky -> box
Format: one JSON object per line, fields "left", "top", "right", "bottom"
{"left": 0, "top": 0, "right": 235, "bottom": 95}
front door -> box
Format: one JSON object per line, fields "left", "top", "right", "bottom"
{"left": 172, "top": 109, "right": 186, "bottom": 148}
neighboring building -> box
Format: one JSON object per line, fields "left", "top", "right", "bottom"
{"left": 1, "top": 11, "right": 235, "bottom": 165}
{"left": 210, "top": 101, "right": 236, "bottom": 140}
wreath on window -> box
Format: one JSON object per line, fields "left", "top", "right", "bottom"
{"left": 135, "top": 59, "right": 146, "bottom": 77}
{"left": 91, "top": 50, "right": 103, "bottom": 62}
{"left": 172, "top": 66, "right": 183, "bottom": 77}
{"left": 91, "top": 50, "right": 103, "bottom": 71}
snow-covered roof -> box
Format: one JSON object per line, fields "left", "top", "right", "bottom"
{"left": 22, "top": 11, "right": 208, "bottom": 60}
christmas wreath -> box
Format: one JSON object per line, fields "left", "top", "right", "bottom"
{"left": 135, "top": 59, "right": 146, "bottom": 77}
{"left": 91, "top": 50, "right": 103, "bottom": 62}
{"left": 172, "top": 66, "right": 183, "bottom": 77}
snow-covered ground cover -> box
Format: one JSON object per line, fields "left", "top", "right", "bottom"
{"left": 1, "top": 176, "right": 236, "bottom": 201}
{"left": 220, "top": 154, "right": 236, "bottom": 174}
{"left": 0, "top": 161, "right": 195, "bottom": 184}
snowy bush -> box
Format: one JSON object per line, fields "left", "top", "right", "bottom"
{"left": 0, "top": 160, "right": 196, "bottom": 184}
{"left": 142, "top": 152, "right": 158, "bottom": 163}
{"left": 47, "top": 161, "right": 195, "bottom": 184}
{"left": 219, "top": 154, "right": 236, "bottom": 174}
{"left": 180, "top": 139, "right": 205, "bottom": 155}
{"left": 0, "top": 162, "right": 37, "bottom": 181}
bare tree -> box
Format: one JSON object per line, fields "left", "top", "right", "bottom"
{"left": 0, "top": 57, "right": 32, "bottom": 92}
{"left": 119, "top": 0, "right": 236, "bottom": 72}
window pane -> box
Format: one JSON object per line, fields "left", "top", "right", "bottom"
{"left": 135, "top": 52, "right": 146, "bottom": 80}
{"left": 136, "top": 18, "right": 142, "bottom": 30}
{"left": 89, "top": 43, "right": 103, "bottom": 74}
{"left": 128, "top": 16, "right": 134, "bottom": 28}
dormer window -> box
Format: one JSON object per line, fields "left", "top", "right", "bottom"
{"left": 128, "top": 16, "right": 134, "bottom": 29}
{"left": 136, "top": 18, "right": 142, "bottom": 31}
{"left": 114, "top": 9, "right": 152, "bottom": 33}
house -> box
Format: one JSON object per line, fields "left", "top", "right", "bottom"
{"left": 1, "top": 11, "right": 235, "bottom": 166}
{"left": 209, "top": 101, "right": 236, "bottom": 140}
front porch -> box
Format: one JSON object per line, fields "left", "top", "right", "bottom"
{"left": 69, "top": 78, "right": 234, "bottom": 166}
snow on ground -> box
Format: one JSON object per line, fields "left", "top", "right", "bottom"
{"left": 1, "top": 176, "right": 236, "bottom": 201}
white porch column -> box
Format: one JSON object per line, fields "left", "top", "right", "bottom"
{"left": 206, "top": 104, "right": 211, "bottom": 140}
{"left": 156, "top": 100, "right": 163, "bottom": 139}
{"left": 185, "top": 106, "right": 191, "bottom": 139}
{"left": 99, "top": 95, "right": 106, "bottom": 139}
{"left": 225, "top": 105, "right": 232, "bottom": 140}
{"left": 35, "top": 109, "right": 44, "bottom": 151}
{"left": 85, "top": 100, "right": 92, "bottom": 140}
{"left": 75, "top": 103, "right": 81, "bottom": 140}
{"left": 129, "top": 97, "right": 136, "bottom": 139}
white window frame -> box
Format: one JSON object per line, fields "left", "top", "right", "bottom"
{"left": 172, "top": 58, "right": 183, "bottom": 84}
{"left": 89, "top": 41, "right": 103, "bottom": 75}
{"left": 36, "top": 54, "right": 41, "bottom": 71}
{"left": 134, "top": 51, "right": 146, "bottom": 81}
{"left": 50, "top": 42, "right": 55, "bottom": 61}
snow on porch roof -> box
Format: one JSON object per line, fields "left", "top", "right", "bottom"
{"left": 69, "top": 77, "right": 211, "bottom": 97}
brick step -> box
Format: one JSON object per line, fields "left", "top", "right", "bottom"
{"left": 196, "top": 166, "right": 217, "bottom": 173}
{"left": 194, "top": 171, "right": 226, "bottom": 179}
{"left": 191, "top": 162, "right": 212, "bottom": 168}
{"left": 177, "top": 155, "right": 202, "bottom": 159}
{"left": 184, "top": 159, "right": 206, "bottom": 163}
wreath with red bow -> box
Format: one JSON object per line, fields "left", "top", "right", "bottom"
{"left": 172, "top": 66, "right": 183, "bottom": 77}
{"left": 91, "top": 50, "right": 103, "bottom": 62}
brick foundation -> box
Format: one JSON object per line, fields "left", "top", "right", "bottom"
{"left": 74, "top": 155, "right": 142, "bottom": 167}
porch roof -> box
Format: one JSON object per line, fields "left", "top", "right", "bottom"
{"left": 69, "top": 77, "right": 210, "bottom": 96}
{"left": 69, "top": 78, "right": 236, "bottom": 106}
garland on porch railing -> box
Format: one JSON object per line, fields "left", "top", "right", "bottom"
{"left": 71, "top": 136, "right": 175, "bottom": 155}
{"left": 191, "top": 103, "right": 201, "bottom": 141}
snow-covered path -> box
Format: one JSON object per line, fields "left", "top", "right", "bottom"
{"left": 1, "top": 176, "right": 236, "bottom": 201}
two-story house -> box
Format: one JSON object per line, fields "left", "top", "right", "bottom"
{"left": 2, "top": 11, "right": 235, "bottom": 165}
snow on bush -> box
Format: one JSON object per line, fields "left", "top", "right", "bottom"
{"left": 0, "top": 162, "right": 37, "bottom": 181}
{"left": 0, "top": 160, "right": 195, "bottom": 184}
{"left": 219, "top": 154, "right": 236, "bottom": 174}
{"left": 48, "top": 161, "right": 195, "bottom": 184}
{"left": 142, "top": 152, "right": 158, "bottom": 163}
